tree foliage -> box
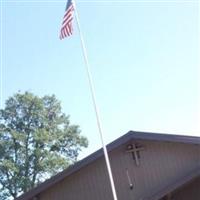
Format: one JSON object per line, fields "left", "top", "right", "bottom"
{"left": 0, "top": 92, "right": 88, "bottom": 199}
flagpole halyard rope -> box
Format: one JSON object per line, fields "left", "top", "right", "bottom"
{"left": 72, "top": 1, "right": 118, "bottom": 199}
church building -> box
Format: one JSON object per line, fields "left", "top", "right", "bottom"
{"left": 16, "top": 131, "right": 200, "bottom": 200}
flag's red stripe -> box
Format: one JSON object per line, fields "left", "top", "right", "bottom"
{"left": 60, "top": 21, "right": 73, "bottom": 39}
{"left": 60, "top": 22, "right": 72, "bottom": 39}
{"left": 64, "top": 5, "right": 73, "bottom": 18}
{"left": 62, "top": 14, "right": 73, "bottom": 27}
{"left": 64, "top": 27, "right": 68, "bottom": 37}
{"left": 62, "top": 17, "right": 73, "bottom": 29}
{"left": 69, "top": 23, "right": 72, "bottom": 35}
{"left": 66, "top": 25, "right": 70, "bottom": 36}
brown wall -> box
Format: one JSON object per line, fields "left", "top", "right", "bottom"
{"left": 172, "top": 177, "right": 200, "bottom": 200}
{"left": 38, "top": 140, "right": 200, "bottom": 200}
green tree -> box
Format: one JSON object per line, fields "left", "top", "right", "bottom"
{"left": 0, "top": 92, "right": 88, "bottom": 199}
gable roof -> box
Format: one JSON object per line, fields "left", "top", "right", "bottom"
{"left": 16, "top": 130, "right": 200, "bottom": 200}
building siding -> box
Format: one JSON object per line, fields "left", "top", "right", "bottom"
{"left": 39, "top": 140, "right": 200, "bottom": 200}
{"left": 172, "top": 177, "right": 200, "bottom": 200}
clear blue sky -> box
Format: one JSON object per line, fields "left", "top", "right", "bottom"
{"left": 1, "top": 0, "right": 199, "bottom": 158}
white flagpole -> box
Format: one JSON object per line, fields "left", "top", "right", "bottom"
{"left": 72, "top": 1, "right": 118, "bottom": 200}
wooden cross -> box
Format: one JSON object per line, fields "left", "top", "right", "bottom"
{"left": 126, "top": 143, "right": 144, "bottom": 166}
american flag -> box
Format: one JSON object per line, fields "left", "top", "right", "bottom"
{"left": 60, "top": 0, "right": 74, "bottom": 39}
